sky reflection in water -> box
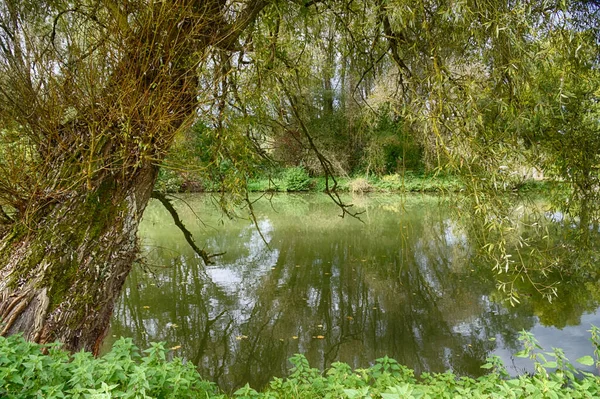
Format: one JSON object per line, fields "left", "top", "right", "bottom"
{"left": 103, "top": 194, "right": 600, "bottom": 392}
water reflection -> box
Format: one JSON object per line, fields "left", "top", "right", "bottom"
{"left": 104, "top": 194, "right": 600, "bottom": 392}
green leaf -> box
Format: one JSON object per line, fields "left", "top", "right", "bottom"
{"left": 576, "top": 356, "right": 595, "bottom": 366}
{"left": 343, "top": 389, "right": 360, "bottom": 399}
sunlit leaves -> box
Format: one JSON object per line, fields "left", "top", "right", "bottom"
{"left": 577, "top": 356, "right": 594, "bottom": 366}
{"left": 3, "top": 331, "right": 600, "bottom": 398}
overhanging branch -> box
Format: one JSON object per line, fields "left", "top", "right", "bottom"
{"left": 377, "top": 0, "right": 411, "bottom": 79}
{"left": 151, "top": 191, "right": 224, "bottom": 265}
{"left": 276, "top": 76, "right": 364, "bottom": 220}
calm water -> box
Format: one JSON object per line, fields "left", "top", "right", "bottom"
{"left": 103, "top": 193, "right": 600, "bottom": 391}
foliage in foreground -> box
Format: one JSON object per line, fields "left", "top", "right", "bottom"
{"left": 1, "top": 331, "right": 600, "bottom": 399}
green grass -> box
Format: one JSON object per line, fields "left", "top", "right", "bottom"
{"left": 246, "top": 172, "right": 467, "bottom": 194}
{"left": 157, "top": 167, "right": 552, "bottom": 195}
{"left": 2, "top": 329, "right": 600, "bottom": 398}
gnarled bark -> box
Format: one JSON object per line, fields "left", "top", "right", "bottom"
{"left": 0, "top": 0, "right": 269, "bottom": 353}
{"left": 0, "top": 166, "right": 157, "bottom": 353}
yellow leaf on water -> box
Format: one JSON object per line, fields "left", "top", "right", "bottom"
{"left": 236, "top": 335, "right": 248, "bottom": 340}
{"left": 292, "top": 336, "right": 298, "bottom": 340}
{"left": 170, "top": 345, "right": 182, "bottom": 350}
{"left": 346, "top": 316, "right": 354, "bottom": 320}
{"left": 315, "top": 335, "right": 325, "bottom": 339}
{"left": 143, "top": 306, "right": 150, "bottom": 309}
{"left": 317, "top": 324, "right": 323, "bottom": 328}
{"left": 279, "top": 338, "right": 284, "bottom": 342}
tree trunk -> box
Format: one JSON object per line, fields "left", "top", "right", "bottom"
{"left": 0, "top": 166, "right": 157, "bottom": 353}
{"left": 0, "top": 0, "right": 269, "bottom": 353}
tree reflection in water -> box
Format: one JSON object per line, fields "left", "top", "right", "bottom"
{"left": 103, "top": 194, "right": 600, "bottom": 392}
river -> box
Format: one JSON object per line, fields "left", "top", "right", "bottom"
{"left": 102, "top": 193, "right": 600, "bottom": 392}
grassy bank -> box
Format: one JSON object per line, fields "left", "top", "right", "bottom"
{"left": 1, "top": 331, "right": 599, "bottom": 398}
{"left": 246, "top": 171, "right": 465, "bottom": 193}
{"left": 156, "top": 167, "right": 548, "bottom": 195}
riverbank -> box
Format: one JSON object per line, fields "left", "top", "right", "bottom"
{"left": 1, "top": 333, "right": 598, "bottom": 398}
{"left": 156, "top": 168, "right": 548, "bottom": 195}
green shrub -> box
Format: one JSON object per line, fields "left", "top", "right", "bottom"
{"left": 0, "top": 335, "right": 218, "bottom": 399}
{"left": 2, "top": 330, "right": 600, "bottom": 398}
{"left": 155, "top": 168, "right": 185, "bottom": 193}
{"left": 312, "top": 176, "right": 350, "bottom": 192}
{"left": 375, "top": 174, "right": 403, "bottom": 191}
{"left": 282, "top": 167, "right": 310, "bottom": 191}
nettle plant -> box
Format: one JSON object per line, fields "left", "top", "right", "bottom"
{"left": 2, "top": 328, "right": 600, "bottom": 398}
{"left": 0, "top": 335, "right": 219, "bottom": 399}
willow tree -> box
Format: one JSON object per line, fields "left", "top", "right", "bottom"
{"left": 0, "top": 0, "right": 270, "bottom": 352}
{"left": 0, "top": 0, "right": 598, "bottom": 353}
{"left": 197, "top": 0, "right": 600, "bottom": 302}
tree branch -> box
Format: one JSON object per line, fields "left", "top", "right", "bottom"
{"left": 276, "top": 77, "right": 363, "bottom": 220}
{"left": 214, "top": 0, "right": 270, "bottom": 50}
{"left": 151, "top": 191, "right": 224, "bottom": 265}
{"left": 377, "top": 0, "right": 411, "bottom": 78}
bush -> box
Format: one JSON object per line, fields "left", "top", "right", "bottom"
{"left": 282, "top": 167, "right": 310, "bottom": 191}
{"left": 348, "top": 177, "right": 373, "bottom": 194}
{"left": 0, "top": 335, "right": 218, "bottom": 399}
{"left": 375, "top": 174, "right": 403, "bottom": 191}
{"left": 155, "top": 168, "right": 185, "bottom": 193}
{"left": 2, "top": 330, "right": 600, "bottom": 398}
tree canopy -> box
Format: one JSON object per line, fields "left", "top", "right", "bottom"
{"left": 0, "top": 0, "right": 599, "bottom": 350}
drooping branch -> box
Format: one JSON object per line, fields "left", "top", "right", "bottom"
{"left": 151, "top": 191, "right": 224, "bottom": 265}
{"left": 377, "top": 0, "right": 411, "bottom": 78}
{"left": 276, "top": 76, "right": 363, "bottom": 220}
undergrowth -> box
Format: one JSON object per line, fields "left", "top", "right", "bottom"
{"left": 1, "top": 329, "right": 600, "bottom": 398}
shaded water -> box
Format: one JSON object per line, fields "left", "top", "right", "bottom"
{"left": 104, "top": 194, "right": 600, "bottom": 392}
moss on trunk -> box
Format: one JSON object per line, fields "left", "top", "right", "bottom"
{"left": 0, "top": 165, "right": 157, "bottom": 353}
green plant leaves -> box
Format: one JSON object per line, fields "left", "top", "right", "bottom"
{"left": 2, "top": 331, "right": 600, "bottom": 399}
{"left": 577, "top": 355, "right": 594, "bottom": 366}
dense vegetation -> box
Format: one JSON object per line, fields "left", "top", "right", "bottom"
{"left": 156, "top": 167, "right": 470, "bottom": 194}
{"left": 2, "top": 329, "right": 600, "bottom": 399}
{"left": 0, "top": 0, "right": 599, "bottom": 390}
{"left": 154, "top": 0, "right": 600, "bottom": 209}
